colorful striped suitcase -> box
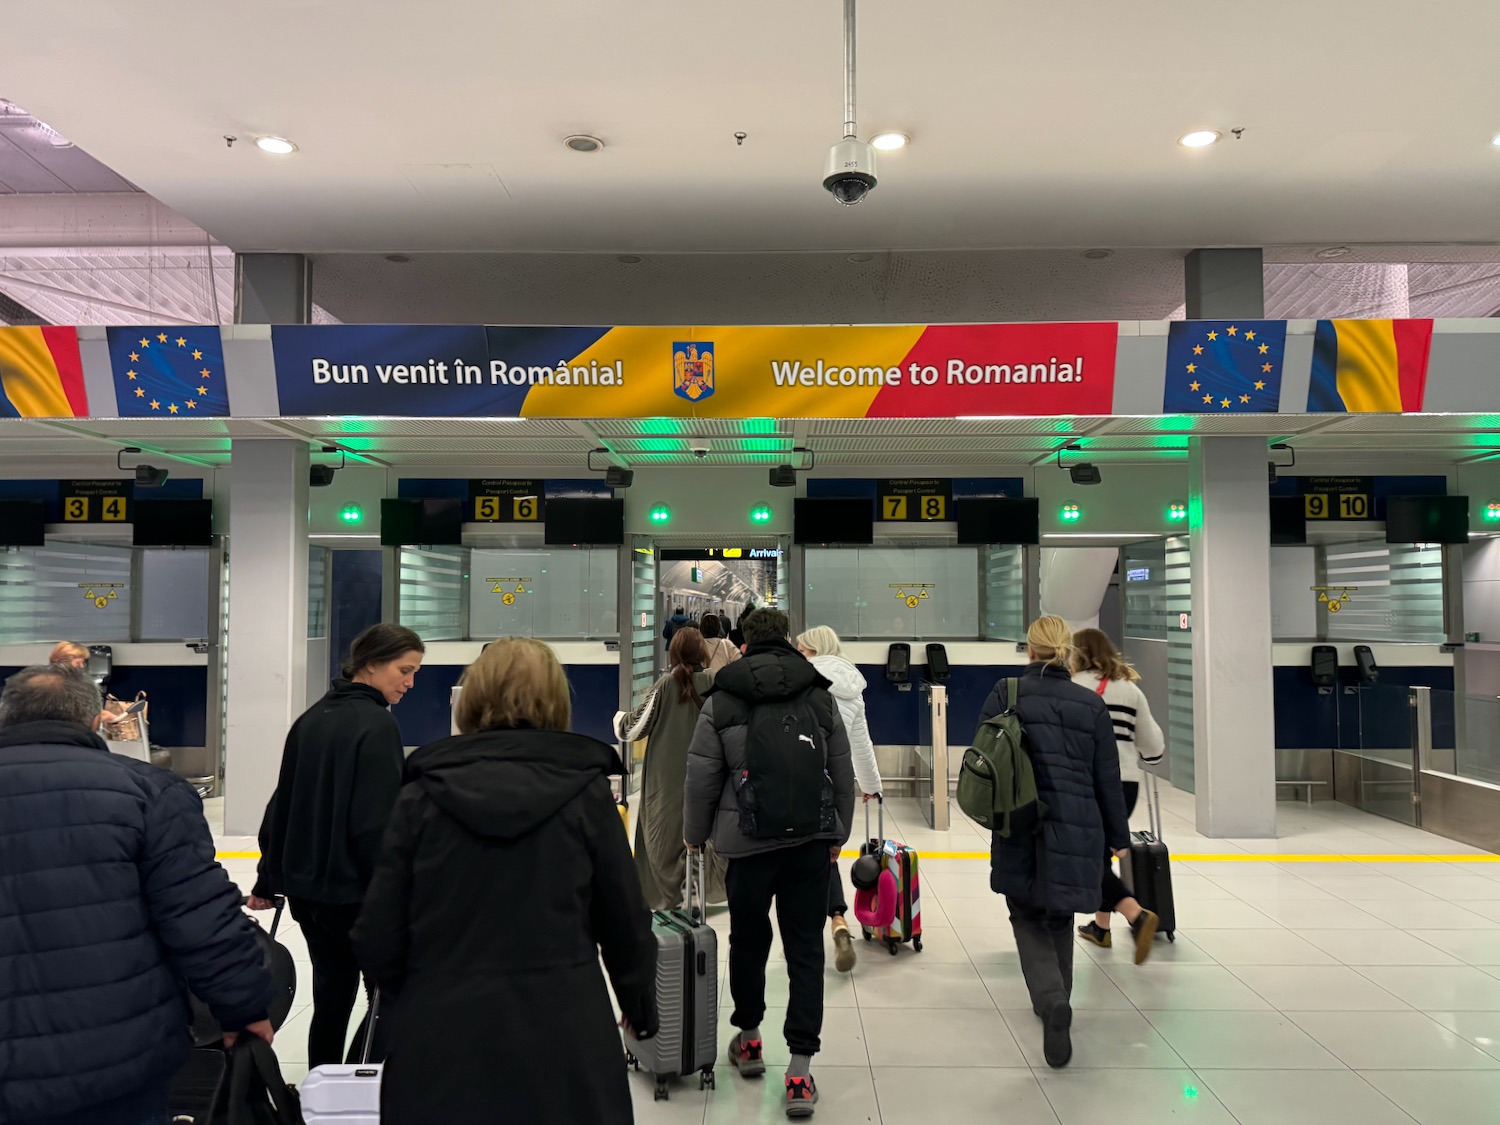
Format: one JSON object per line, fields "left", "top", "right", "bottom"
{"left": 859, "top": 797, "right": 923, "bottom": 955}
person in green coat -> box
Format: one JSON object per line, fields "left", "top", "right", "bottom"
{"left": 615, "top": 627, "right": 727, "bottom": 910}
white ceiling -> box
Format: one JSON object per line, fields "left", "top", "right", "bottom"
{"left": 4, "top": 413, "right": 1500, "bottom": 471}
{"left": 6, "top": 1, "right": 1500, "bottom": 254}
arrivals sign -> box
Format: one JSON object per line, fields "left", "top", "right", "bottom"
{"left": 271, "top": 323, "right": 1118, "bottom": 420}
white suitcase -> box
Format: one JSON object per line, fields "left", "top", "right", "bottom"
{"left": 301, "top": 991, "right": 382, "bottom": 1123}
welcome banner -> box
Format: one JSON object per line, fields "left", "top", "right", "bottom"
{"left": 271, "top": 323, "right": 1120, "bottom": 419}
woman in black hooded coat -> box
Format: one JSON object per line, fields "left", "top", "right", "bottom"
{"left": 353, "top": 638, "right": 658, "bottom": 1125}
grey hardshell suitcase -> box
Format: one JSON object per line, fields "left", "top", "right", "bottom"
{"left": 1119, "top": 772, "right": 1177, "bottom": 942}
{"left": 625, "top": 852, "right": 718, "bottom": 1101}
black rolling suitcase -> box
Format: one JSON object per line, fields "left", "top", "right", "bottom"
{"left": 1120, "top": 773, "right": 1176, "bottom": 942}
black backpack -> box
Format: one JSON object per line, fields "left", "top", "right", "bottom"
{"left": 719, "top": 687, "right": 836, "bottom": 839}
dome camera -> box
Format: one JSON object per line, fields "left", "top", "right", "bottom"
{"left": 823, "top": 138, "right": 877, "bottom": 206}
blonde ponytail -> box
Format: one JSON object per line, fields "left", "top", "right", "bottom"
{"left": 1026, "top": 614, "right": 1075, "bottom": 670}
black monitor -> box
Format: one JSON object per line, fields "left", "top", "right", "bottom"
{"left": 793, "top": 498, "right": 874, "bottom": 545}
{"left": 1385, "top": 495, "right": 1469, "bottom": 545}
{"left": 544, "top": 498, "right": 625, "bottom": 545}
{"left": 132, "top": 499, "right": 213, "bottom": 547}
{"left": 381, "top": 498, "right": 464, "bottom": 546}
{"left": 955, "top": 497, "right": 1039, "bottom": 545}
{"left": 0, "top": 500, "right": 45, "bottom": 546}
{"left": 1269, "top": 496, "right": 1307, "bottom": 545}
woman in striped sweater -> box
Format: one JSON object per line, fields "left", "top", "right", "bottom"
{"left": 1070, "top": 628, "right": 1166, "bottom": 963}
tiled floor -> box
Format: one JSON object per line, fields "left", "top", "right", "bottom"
{"left": 208, "top": 785, "right": 1500, "bottom": 1123}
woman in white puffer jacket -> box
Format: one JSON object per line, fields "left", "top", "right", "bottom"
{"left": 796, "top": 625, "right": 881, "bottom": 974}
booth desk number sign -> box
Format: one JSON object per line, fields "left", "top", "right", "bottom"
{"left": 877, "top": 478, "right": 953, "bottom": 522}
{"left": 1301, "top": 476, "right": 1372, "bottom": 520}
{"left": 62, "top": 480, "right": 131, "bottom": 523}
{"left": 468, "top": 479, "right": 542, "bottom": 522}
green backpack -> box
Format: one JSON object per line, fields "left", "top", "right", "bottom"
{"left": 957, "top": 679, "right": 1042, "bottom": 836}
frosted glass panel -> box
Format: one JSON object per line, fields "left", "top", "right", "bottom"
{"left": 804, "top": 547, "right": 980, "bottom": 639}
{"left": 468, "top": 547, "right": 618, "bottom": 640}
{"left": 0, "top": 542, "right": 132, "bottom": 643}
{"left": 138, "top": 549, "right": 210, "bottom": 640}
{"left": 398, "top": 547, "right": 466, "bottom": 641}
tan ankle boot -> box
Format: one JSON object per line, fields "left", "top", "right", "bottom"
{"left": 830, "top": 913, "right": 856, "bottom": 973}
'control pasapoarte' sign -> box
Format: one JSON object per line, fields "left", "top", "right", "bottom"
{"left": 270, "top": 323, "right": 1118, "bottom": 419}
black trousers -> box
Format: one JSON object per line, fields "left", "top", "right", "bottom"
{"left": 1099, "top": 781, "right": 1140, "bottom": 914}
{"left": 1006, "top": 897, "right": 1075, "bottom": 1015}
{"left": 288, "top": 898, "right": 364, "bottom": 1069}
{"left": 726, "top": 841, "right": 830, "bottom": 1057}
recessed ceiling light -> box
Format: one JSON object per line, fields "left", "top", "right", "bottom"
{"left": 1316, "top": 246, "right": 1352, "bottom": 260}
{"left": 384, "top": 253, "right": 411, "bottom": 264}
{"left": 1492, "top": 134, "right": 1500, "bottom": 147}
{"left": 617, "top": 254, "right": 643, "bottom": 264}
{"left": 870, "top": 132, "right": 908, "bottom": 151}
{"left": 255, "top": 136, "right": 297, "bottom": 155}
{"left": 1178, "top": 129, "right": 1220, "bottom": 149}
{"left": 1083, "top": 248, "right": 1113, "bottom": 260}
{"left": 564, "top": 134, "right": 604, "bottom": 153}
{"left": 847, "top": 253, "right": 874, "bottom": 263}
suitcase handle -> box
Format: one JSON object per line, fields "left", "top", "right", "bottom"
{"left": 681, "top": 850, "right": 707, "bottom": 921}
{"left": 863, "top": 792, "right": 884, "bottom": 844}
{"left": 358, "top": 988, "right": 381, "bottom": 1065}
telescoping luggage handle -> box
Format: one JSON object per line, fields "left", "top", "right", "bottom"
{"left": 358, "top": 988, "right": 381, "bottom": 1066}
{"left": 681, "top": 849, "right": 708, "bottom": 922}
{"left": 863, "top": 792, "right": 885, "bottom": 845}
{"left": 1142, "top": 769, "right": 1165, "bottom": 842}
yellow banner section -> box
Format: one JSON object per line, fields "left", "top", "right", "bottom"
{"left": 519, "top": 325, "right": 925, "bottom": 418}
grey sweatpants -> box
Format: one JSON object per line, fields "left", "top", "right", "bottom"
{"left": 1005, "top": 896, "right": 1075, "bottom": 1014}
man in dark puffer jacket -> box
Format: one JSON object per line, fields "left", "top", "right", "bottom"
{"left": 0, "top": 665, "right": 273, "bottom": 1125}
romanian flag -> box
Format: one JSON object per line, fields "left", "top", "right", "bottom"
{"left": 1307, "top": 319, "right": 1432, "bottom": 413}
{"left": 0, "top": 327, "right": 88, "bottom": 418}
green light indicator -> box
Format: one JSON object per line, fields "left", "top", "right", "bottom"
{"left": 339, "top": 503, "right": 364, "bottom": 525}
{"left": 750, "top": 503, "right": 773, "bottom": 524}
{"left": 648, "top": 503, "right": 672, "bottom": 525}
{"left": 1060, "top": 503, "right": 1082, "bottom": 522}
{"left": 1184, "top": 1086, "right": 1199, "bottom": 1100}
{"left": 1167, "top": 502, "right": 1187, "bottom": 521}
{"left": 1486, "top": 503, "right": 1500, "bottom": 522}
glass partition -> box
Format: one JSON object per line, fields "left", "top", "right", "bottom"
{"left": 1460, "top": 695, "right": 1500, "bottom": 785}
{"left": 1349, "top": 684, "right": 1418, "bottom": 825}
{"left": 804, "top": 546, "right": 981, "bottom": 639}
{"left": 469, "top": 547, "right": 618, "bottom": 640}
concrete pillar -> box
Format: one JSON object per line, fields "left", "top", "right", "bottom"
{"left": 1040, "top": 546, "right": 1118, "bottom": 630}
{"left": 1189, "top": 436, "right": 1276, "bottom": 838}
{"left": 1185, "top": 248, "right": 1264, "bottom": 319}
{"left": 234, "top": 253, "right": 312, "bottom": 324}
{"left": 224, "top": 440, "right": 310, "bottom": 835}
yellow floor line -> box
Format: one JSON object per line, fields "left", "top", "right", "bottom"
{"left": 213, "top": 848, "right": 1500, "bottom": 864}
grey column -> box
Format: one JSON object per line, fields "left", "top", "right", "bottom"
{"left": 1185, "top": 249, "right": 1264, "bottom": 319}
{"left": 234, "top": 253, "right": 312, "bottom": 324}
{"left": 1189, "top": 436, "right": 1276, "bottom": 838}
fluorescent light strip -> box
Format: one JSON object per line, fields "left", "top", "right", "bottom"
{"left": 1043, "top": 532, "right": 1164, "bottom": 539}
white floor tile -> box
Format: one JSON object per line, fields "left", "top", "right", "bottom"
{"left": 1406, "top": 929, "right": 1500, "bottom": 965}
{"left": 1360, "top": 1070, "right": 1500, "bottom": 1125}
{"left": 1078, "top": 931, "right": 1219, "bottom": 968}
{"left": 1035, "top": 1068, "right": 1236, "bottom": 1123}
{"left": 1353, "top": 964, "right": 1500, "bottom": 1011}
{"left": 1227, "top": 965, "right": 1409, "bottom": 1011}
{"left": 873, "top": 1067, "right": 1061, "bottom": 1125}
{"left": 854, "top": 959, "right": 995, "bottom": 1009}
{"left": 1252, "top": 898, "right": 1393, "bottom": 929}
{"left": 1296, "top": 929, "right": 1462, "bottom": 966}
{"left": 1196, "top": 1069, "right": 1420, "bottom": 1125}
{"left": 1345, "top": 897, "right": 1496, "bottom": 929}
{"left": 1143, "top": 1010, "right": 1346, "bottom": 1070}
{"left": 1421, "top": 1009, "right": 1500, "bottom": 1059}
{"left": 976, "top": 961, "right": 1135, "bottom": 1012}
{"left": 1102, "top": 964, "right": 1273, "bottom": 1010}
{"left": 863, "top": 1006, "right": 1026, "bottom": 1068}
{"left": 1174, "top": 899, "right": 1287, "bottom": 929}
{"left": 1182, "top": 927, "right": 1337, "bottom": 966}
{"left": 1003, "top": 1008, "right": 1185, "bottom": 1070}
{"left": 1288, "top": 1009, "right": 1500, "bottom": 1070}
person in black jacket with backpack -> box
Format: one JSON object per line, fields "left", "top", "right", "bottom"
{"left": 352, "top": 638, "right": 657, "bottom": 1125}
{"left": 0, "top": 664, "right": 273, "bottom": 1125}
{"left": 249, "top": 623, "right": 424, "bottom": 1069}
{"left": 977, "top": 615, "right": 1130, "bottom": 1070}
{"left": 683, "top": 608, "right": 855, "bottom": 1119}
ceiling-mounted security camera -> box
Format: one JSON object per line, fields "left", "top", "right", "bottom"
{"left": 117, "top": 446, "right": 167, "bottom": 488}
{"left": 1057, "top": 443, "right": 1102, "bottom": 486}
{"left": 309, "top": 446, "right": 345, "bottom": 488}
{"left": 823, "top": 0, "right": 878, "bottom": 207}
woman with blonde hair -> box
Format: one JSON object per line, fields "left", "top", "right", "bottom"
{"left": 795, "top": 624, "right": 881, "bottom": 973}
{"left": 49, "top": 641, "right": 89, "bottom": 669}
{"left": 1070, "top": 628, "right": 1164, "bottom": 957}
{"left": 976, "top": 615, "right": 1130, "bottom": 1070}
{"left": 353, "top": 638, "right": 658, "bottom": 1125}
{"left": 614, "top": 626, "right": 727, "bottom": 909}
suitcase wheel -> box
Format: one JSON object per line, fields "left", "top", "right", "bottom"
{"left": 913, "top": 937, "right": 923, "bottom": 953}
{"left": 654, "top": 1078, "right": 669, "bottom": 1101}
{"left": 1167, "top": 931, "right": 1176, "bottom": 943}
{"left": 700, "top": 1067, "right": 715, "bottom": 1090}
{"left": 887, "top": 941, "right": 898, "bottom": 956}
{"left": 624, "top": 1049, "right": 639, "bottom": 1071}
{"left": 863, "top": 931, "right": 872, "bottom": 942}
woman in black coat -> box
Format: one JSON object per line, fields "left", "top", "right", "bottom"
{"left": 977, "top": 615, "right": 1130, "bottom": 1071}
{"left": 352, "top": 638, "right": 658, "bottom": 1125}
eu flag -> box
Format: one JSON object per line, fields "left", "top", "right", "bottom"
{"left": 107, "top": 327, "right": 228, "bottom": 417}
{"left": 1163, "top": 321, "right": 1286, "bottom": 413}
